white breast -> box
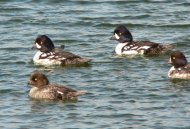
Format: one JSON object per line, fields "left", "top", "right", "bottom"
{"left": 168, "top": 66, "right": 175, "bottom": 78}
{"left": 115, "top": 43, "right": 138, "bottom": 55}
{"left": 33, "top": 51, "right": 64, "bottom": 66}
{"left": 29, "top": 87, "right": 54, "bottom": 99}
{"left": 29, "top": 87, "right": 39, "bottom": 99}
{"left": 168, "top": 66, "right": 190, "bottom": 79}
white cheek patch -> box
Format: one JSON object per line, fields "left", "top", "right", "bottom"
{"left": 36, "top": 43, "right": 41, "bottom": 49}
{"left": 114, "top": 33, "right": 120, "bottom": 40}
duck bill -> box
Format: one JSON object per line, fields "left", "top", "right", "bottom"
{"left": 27, "top": 81, "right": 32, "bottom": 87}
{"left": 110, "top": 34, "right": 117, "bottom": 40}
{"left": 167, "top": 57, "right": 172, "bottom": 64}
{"left": 31, "top": 43, "right": 37, "bottom": 49}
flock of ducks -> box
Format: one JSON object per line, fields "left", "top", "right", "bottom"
{"left": 28, "top": 24, "right": 190, "bottom": 101}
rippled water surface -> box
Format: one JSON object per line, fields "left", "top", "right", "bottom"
{"left": 1, "top": 0, "right": 190, "bottom": 129}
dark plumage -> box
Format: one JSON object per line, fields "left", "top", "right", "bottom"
{"left": 111, "top": 25, "right": 174, "bottom": 55}
{"left": 168, "top": 51, "right": 190, "bottom": 79}
{"left": 35, "top": 35, "right": 55, "bottom": 53}
{"left": 111, "top": 25, "right": 133, "bottom": 42}
{"left": 28, "top": 72, "right": 87, "bottom": 100}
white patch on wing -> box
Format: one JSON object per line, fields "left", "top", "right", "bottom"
{"left": 131, "top": 46, "right": 138, "bottom": 50}
{"left": 122, "top": 46, "right": 130, "bottom": 50}
{"left": 138, "top": 46, "right": 150, "bottom": 50}
{"left": 36, "top": 43, "right": 41, "bottom": 49}
{"left": 178, "top": 68, "right": 182, "bottom": 71}
{"left": 57, "top": 91, "right": 63, "bottom": 95}
{"left": 59, "top": 57, "right": 66, "bottom": 61}
{"left": 114, "top": 33, "right": 120, "bottom": 40}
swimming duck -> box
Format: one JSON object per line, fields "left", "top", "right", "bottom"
{"left": 168, "top": 51, "right": 190, "bottom": 79}
{"left": 28, "top": 71, "right": 87, "bottom": 100}
{"left": 111, "top": 25, "right": 173, "bottom": 56}
{"left": 33, "top": 35, "right": 91, "bottom": 66}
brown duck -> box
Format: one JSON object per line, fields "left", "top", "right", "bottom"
{"left": 28, "top": 72, "right": 87, "bottom": 101}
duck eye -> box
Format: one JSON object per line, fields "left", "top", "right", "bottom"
{"left": 33, "top": 78, "right": 37, "bottom": 81}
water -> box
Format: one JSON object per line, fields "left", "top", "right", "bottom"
{"left": 0, "top": 0, "right": 190, "bottom": 128}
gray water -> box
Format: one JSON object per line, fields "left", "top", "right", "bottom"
{"left": 0, "top": 0, "right": 190, "bottom": 129}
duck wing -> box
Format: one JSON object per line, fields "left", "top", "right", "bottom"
{"left": 53, "top": 48, "right": 81, "bottom": 59}
{"left": 54, "top": 48, "right": 91, "bottom": 65}
{"left": 133, "top": 41, "right": 159, "bottom": 47}
{"left": 48, "top": 84, "right": 87, "bottom": 100}
{"left": 133, "top": 41, "right": 173, "bottom": 55}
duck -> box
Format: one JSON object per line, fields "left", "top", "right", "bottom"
{"left": 168, "top": 51, "right": 190, "bottom": 79}
{"left": 110, "top": 25, "right": 174, "bottom": 56}
{"left": 33, "top": 35, "right": 91, "bottom": 66}
{"left": 28, "top": 71, "right": 87, "bottom": 101}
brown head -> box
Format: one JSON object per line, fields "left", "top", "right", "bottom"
{"left": 28, "top": 72, "right": 49, "bottom": 88}
{"left": 168, "top": 51, "right": 187, "bottom": 68}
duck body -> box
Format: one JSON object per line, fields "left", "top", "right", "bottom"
{"left": 115, "top": 41, "right": 172, "bottom": 56}
{"left": 33, "top": 35, "right": 91, "bottom": 66}
{"left": 111, "top": 25, "right": 173, "bottom": 56}
{"left": 168, "top": 51, "right": 190, "bottom": 80}
{"left": 28, "top": 72, "right": 87, "bottom": 101}
{"left": 33, "top": 48, "right": 90, "bottom": 66}
{"left": 29, "top": 84, "right": 86, "bottom": 101}
{"left": 168, "top": 66, "right": 190, "bottom": 79}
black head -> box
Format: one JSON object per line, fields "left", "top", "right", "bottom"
{"left": 169, "top": 51, "right": 187, "bottom": 68}
{"left": 110, "top": 25, "right": 133, "bottom": 43}
{"left": 28, "top": 72, "right": 49, "bottom": 88}
{"left": 34, "top": 35, "right": 55, "bottom": 53}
